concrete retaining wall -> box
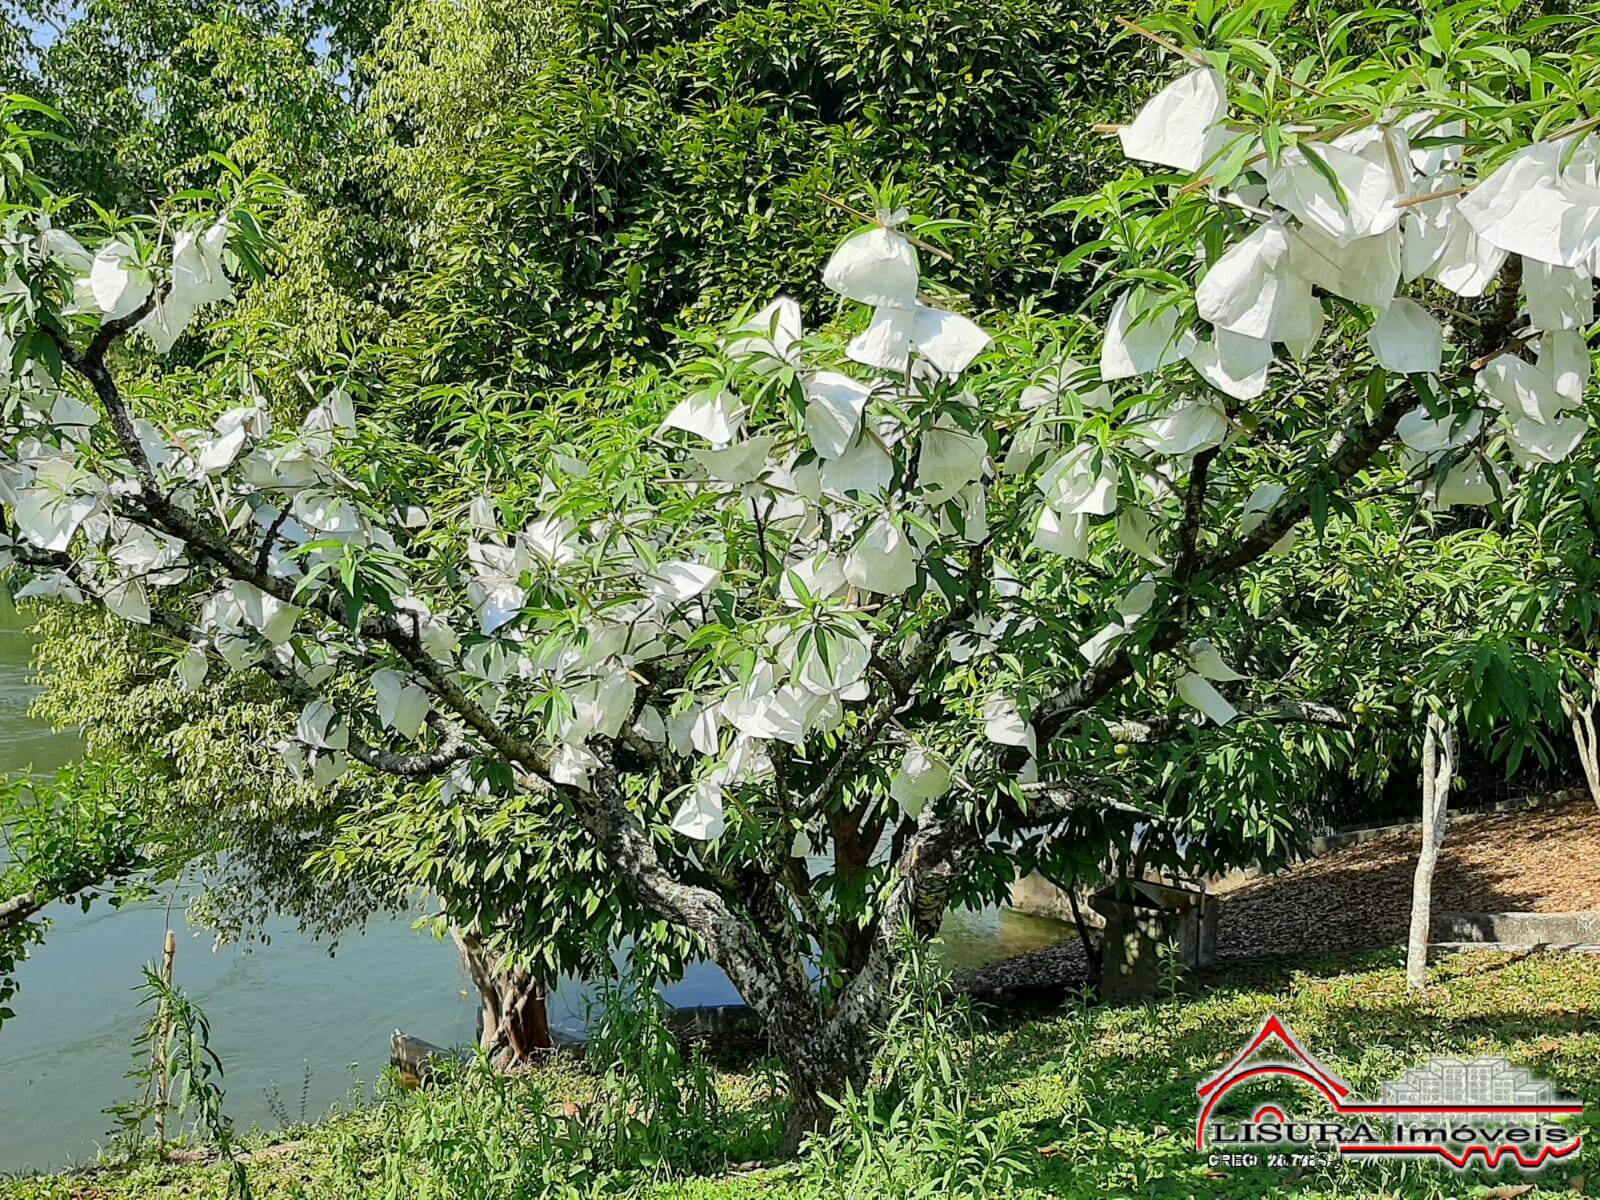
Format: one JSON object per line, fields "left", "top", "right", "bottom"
{"left": 1009, "top": 872, "right": 1097, "bottom": 925}
{"left": 1433, "top": 911, "right": 1600, "bottom": 946}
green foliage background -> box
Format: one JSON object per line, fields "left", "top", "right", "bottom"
{"left": 365, "top": 0, "right": 1138, "bottom": 396}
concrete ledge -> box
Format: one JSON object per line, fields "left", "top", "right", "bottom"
{"left": 1433, "top": 911, "right": 1600, "bottom": 946}
{"left": 1432, "top": 941, "right": 1600, "bottom": 955}
{"left": 1009, "top": 873, "right": 1096, "bottom": 925}
{"left": 665, "top": 1002, "right": 763, "bottom": 1041}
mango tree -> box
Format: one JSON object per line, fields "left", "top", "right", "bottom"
{"left": 3, "top": 4, "right": 1599, "bottom": 1147}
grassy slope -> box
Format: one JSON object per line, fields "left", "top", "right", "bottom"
{"left": 6, "top": 950, "right": 1597, "bottom": 1199}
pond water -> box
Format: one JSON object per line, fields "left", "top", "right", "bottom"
{"left": 0, "top": 598, "right": 1070, "bottom": 1173}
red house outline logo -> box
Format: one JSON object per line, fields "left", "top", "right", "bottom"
{"left": 1196, "top": 1015, "right": 1585, "bottom": 1170}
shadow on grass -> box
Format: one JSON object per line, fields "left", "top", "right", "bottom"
{"left": 960, "top": 948, "right": 1600, "bottom": 1199}
{"left": 574, "top": 949, "right": 1600, "bottom": 1197}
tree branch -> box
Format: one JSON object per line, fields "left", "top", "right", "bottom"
{"left": 803, "top": 544, "right": 987, "bottom": 817}
{"left": 1204, "top": 395, "right": 1408, "bottom": 576}
{"left": 579, "top": 760, "right": 818, "bottom": 1031}
{"left": 1101, "top": 698, "right": 1350, "bottom": 744}
{"left": 44, "top": 314, "right": 555, "bottom": 788}
{"left": 0, "top": 889, "right": 45, "bottom": 929}
{"left": 141, "top": 606, "right": 473, "bottom": 779}
{"left": 1172, "top": 446, "right": 1219, "bottom": 583}
{"left": 618, "top": 725, "right": 682, "bottom": 790}
{"left": 1013, "top": 782, "right": 1162, "bottom": 825}
{"left": 253, "top": 506, "right": 292, "bottom": 577}
{"left": 1034, "top": 384, "right": 1413, "bottom": 739}
{"left": 42, "top": 296, "right": 159, "bottom": 486}
{"left": 0, "top": 870, "right": 120, "bottom": 931}
{"left": 823, "top": 814, "right": 979, "bottom": 1061}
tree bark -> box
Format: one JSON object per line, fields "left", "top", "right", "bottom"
{"left": 450, "top": 927, "right": 553, "bottom": 1067}
{"left": 1561, "top": 683, "right": 1600, "bottom": 810}
{"left": 0, "top": 869, "right": 115, "bottom": 930}
{"left": 766, "top": 949, "right": 893, "bottom": 1155}
{"left": 0, "top": 891, "right": 44, "bottom": 929}
{"left": 771, "top": 813, "right": 981, "bottom": 1153}
{"left": 775, "top": 1041, "right": 869, "bottom": 1156}
{"left": 1065, "top": 885, "right": 1103, "bottom": 990}
{"left": 1406, "top": 713, "right": 1454, "bottom": 989}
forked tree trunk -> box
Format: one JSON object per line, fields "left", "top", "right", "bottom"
{"left": 769, "top": 832, "right": 977, "bottom": 1153}
{"left": 1561, "top": 683, "right": 1600, "bottom": 810}
{"left": 450, "top": 927, "right": 552, "bottom": 1067}
{"left": 589, "top": 797, "right": 978, "bottom": 1158}
{"left": 1406, "top": 713, "right": 1454, "bottom": 990}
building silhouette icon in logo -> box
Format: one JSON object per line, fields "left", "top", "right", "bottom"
{"left": 1197, "top": 1017, "right": 1584, "bottom": 1170}
{"left": 1381, "top": 1057, "right": 1555, "bottom": 1124}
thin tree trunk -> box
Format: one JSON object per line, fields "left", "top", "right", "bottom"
{"left": 1406, "top": 713, "right": 1454, "bottom": 990}
{"left": 450, "top": 927, "right": 552, "bottom": 1067}
{"left": 1065, "top": 885, "right": 1103, "bottom": 989}
{"left": 1561, "top": 684, "right": 1600, "bottom": 810}
{"left": 828, "top": 808, "right": 880, "bottom": 976}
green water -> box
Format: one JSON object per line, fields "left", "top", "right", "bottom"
{"left": 0, "top": 597, "right": 488, "bottom": 1173}
{"left": 0, "top": 597, "right": 79, "bottom": 777}
{"left": 0, "top": 599, "right": 1069, "bottom": 1173}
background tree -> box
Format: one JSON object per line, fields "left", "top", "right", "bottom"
{"left": 0, "top": 761, "right": 150, "bottom": 1029}
{"left": 365, "top": 0, "right": 1135, "bottom": 400}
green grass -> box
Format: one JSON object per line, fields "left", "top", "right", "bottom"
{"left": 5, "top": 950, "right": 1598, "bottom": 1199}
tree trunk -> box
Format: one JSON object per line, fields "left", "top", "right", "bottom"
{"left": 1406, "top": 713, "right": 1454, "bottom": 990}
{"left": 582, "top": 768, "right": 979, "bottom": 1159}
{"left": 773, "top": 1006, "right": 880, "bottom": 1156}
{"left": 1561, "top": 683, "right": 1600, "bottom": 810}
{"left": 705, "top": 967, "right": 877, "bottom": 1156}
{"left": 769, "top": 816, "right": 978, "bottom": 1155}
{"left": 1065, "top": 885, "right": 1103, "bottom": 990}
{"left": 450, "top": 927, "right": 552, "bottom": 1067}
{"left": 776, "top": 1049, "right": 862, "bottom": 1156}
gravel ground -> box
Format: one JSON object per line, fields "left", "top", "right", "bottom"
{"left": 963, "top": 795, "right": 1600, "bottom": 997}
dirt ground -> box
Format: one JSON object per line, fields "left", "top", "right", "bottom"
{"left": 965, "top": 794, "right": 1600, "bottom": 996}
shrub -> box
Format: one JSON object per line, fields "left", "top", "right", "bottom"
{"left": 320, "top": 1062, "right": 604, "bottom": 1199}
{"left": 800, "top": 934, "right": 1035, "bottom": 1198}
{"left": 581, "top": 970, "right": 726, "bottom": 1174}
